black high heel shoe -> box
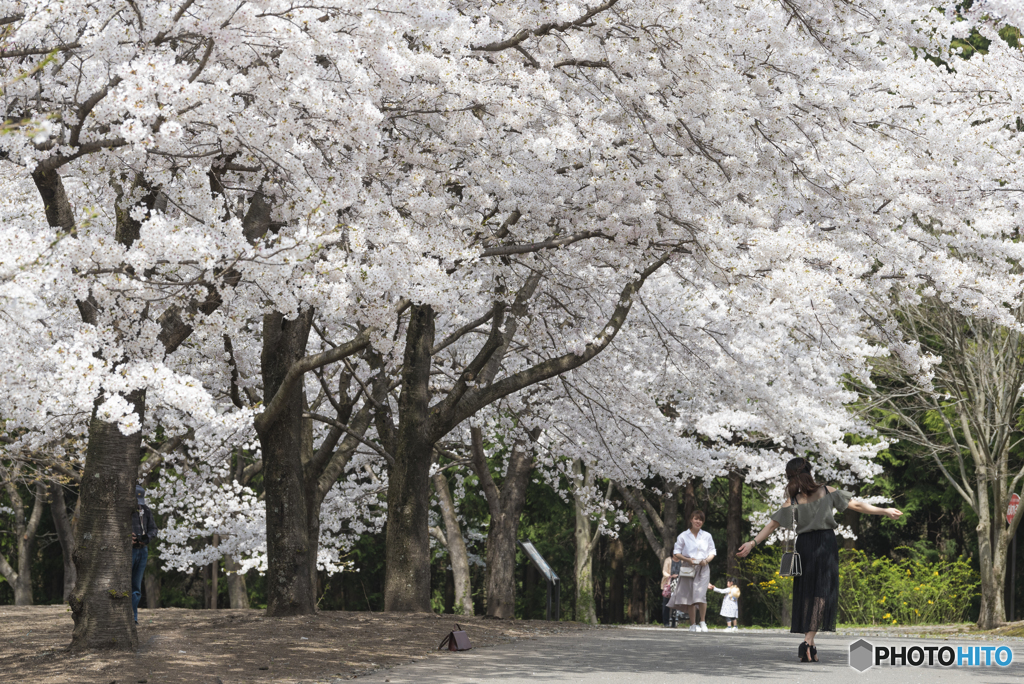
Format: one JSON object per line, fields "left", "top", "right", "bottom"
{"left": 809, "top": 645, "right": 818, "bottom": 662}
{"left": 799, "top": 642, "right": 810, "bottom": 662}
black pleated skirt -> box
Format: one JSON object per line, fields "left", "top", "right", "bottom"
{"left": 790, "top": 528, "right": 839, "bottom": 634}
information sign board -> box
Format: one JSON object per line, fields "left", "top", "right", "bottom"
{"left": 519, "top": 540, "right": 559, "bottom": 583}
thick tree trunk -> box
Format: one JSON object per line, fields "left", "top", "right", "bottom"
{"left": 726, "top": 470, "right": 742, "bottom": 580}
{"left": 258, "top": 310, "right": 317, "bottom": 617}
{"left": 572, "top": 459, "right": 599, "bottom": 624}
{"left": 976, "top": 512, "right": 1007, "bottom": 629}
{"left": 224, "top": 554, "right": 250, "bottom": 609}
{"left": 69, "top": 391, "right": 145, "bottom": 652}
{"left": 477, "top": 440, "right": 533, "bottom": 619}
{"left": 50, "top": 482, "right": 78, "bottom": 602}
{"left": 608, "top": 537, "right": 625, "bottom": 624}
{"left": 384, "top": 304, "right": 435, "bottom": 613}
{"left": 482, "top": 515, "right": 520, "bottom": 619}
{"left": 432, "top": 472, "right": 474, "bottom": 615}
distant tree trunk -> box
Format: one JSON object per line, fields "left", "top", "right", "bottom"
{"left": 50, "top": 482, "right": 78, "bottom": 602}
{"left": 144, "top": 571, "right": 160, "bottom": 609}
{"left": 224, "top": 554, "right": 250, "bottom": 609}
{"left": 682, "top": 480, "right": 698, "bottom": 523}
{"left": 472, "top": 429, "right": 534, "bottom": 619}
{"left": 301, "top": 409, "right": 323, "bottom": 611}
{"left": 206, "top": 535, "right": 220, "bottom": 610}
{"left": 593, "top": 536, "right": 605, "bottom": 621}
{"left": 224, "top": 451, "right": 250, "bottom": 610}
{"left": 444, "top": 566, "right": 455, "bottom": 614}
{"left": 0, "top": 480, "right": 47, "bottom": 605}
{"left": 608, "top": 537, "right": 625, "bottom": 624}
{"left": 628, "top": 572, "right": 644, "bottom": 623}
{"left": 843, "top": 508, "right": 860, "bottom": 550}
{"left": 432, "top": 471, "right": 474, "bottom": 615}
{"left": 662, "top": 484, "right": 679, "bottom": 559}
{"left": 257, "top": 310, "right": 318, "bottom": 617}
{"left": 572, "top": 459, "right": 599, "bottom": 624}
{"left": 384, "top": 304, "right": 435, "bottom": 613}
{"left": 726, "top": 470, "right": 742, "bottom": 579}
{"left": 69, "top": 390, "right": 146, "bottom": 652}
{"left": 524, "top": 562, "right": 537, "bottom": 616}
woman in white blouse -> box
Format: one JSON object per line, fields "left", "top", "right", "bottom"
{"left": 668, "top": 509, "right": 717, "bottom": 631}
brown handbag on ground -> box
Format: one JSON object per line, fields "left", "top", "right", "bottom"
{"left": 438, "top": 624, "right": 472, "bottom": 651}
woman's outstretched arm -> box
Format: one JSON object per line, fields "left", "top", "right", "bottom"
{"left": 735, "top": 519, "right": 781, "bottom": 558}
{"left": 848, "top": 499, "right": 902, "bottom": 519}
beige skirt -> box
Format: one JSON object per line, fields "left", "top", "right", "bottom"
{"left": 668, "top": 563, "right": 710, "bottom": 608}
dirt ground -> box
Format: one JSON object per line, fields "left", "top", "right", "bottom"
{"left": 0, "top": 605, "right": 600, "bottom": 684}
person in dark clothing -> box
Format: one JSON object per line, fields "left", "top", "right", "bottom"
{"left": 132, "top": 484, "right": 158, "bottom": 624}
{"left": 737, "top": 458, "right": 901, "bottom": 663}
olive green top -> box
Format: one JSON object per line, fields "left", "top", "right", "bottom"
{"left": 770, "top": 488, "right": 854, "bottom": 535}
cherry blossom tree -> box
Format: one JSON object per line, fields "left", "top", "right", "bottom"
{"left": 2, "top": 0, "right": 1024, "bottom": 649}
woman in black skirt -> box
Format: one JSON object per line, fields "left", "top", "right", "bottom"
{"left": 736, "top": 458, "right": 902, "bottom": 662}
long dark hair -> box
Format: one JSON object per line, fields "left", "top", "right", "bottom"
{"left": 785, "top": 457, "right": 821, "bottom": 501}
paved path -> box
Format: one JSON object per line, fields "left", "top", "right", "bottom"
{"left": 357, "top": 627, "right": 1023, "bottom": 683}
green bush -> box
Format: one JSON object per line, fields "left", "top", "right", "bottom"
{"left": 739, "top": 545, "right": 979, "bottom": 627}
{"left": 738, "top": 547, "right": 792, "bottom": 627}
{"left": 838, "top": 547, "right": 978, "bottom": 625}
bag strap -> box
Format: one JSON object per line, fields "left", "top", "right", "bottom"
{"left": 789, "top": 503, "right": 799, "bottom": 553}
{"left": 137, "top": 505, "right": 146, "bottom": 537}
{"left": 438, "top": 633, "right": 452, "bottom": 650}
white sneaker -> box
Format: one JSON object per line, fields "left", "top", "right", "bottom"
{"left": 699, "top": 622, "right": 708, "bottom": 632}
{"left": 689, "top": 624, "right": 698, "bottom": 632}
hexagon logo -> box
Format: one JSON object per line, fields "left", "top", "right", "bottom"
{"left": 849, "top": 639, "right": 874, "bottom": 672}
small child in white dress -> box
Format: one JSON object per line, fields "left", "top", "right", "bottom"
{"left": 708, "top": 578, "right": 740, "bottom": 631}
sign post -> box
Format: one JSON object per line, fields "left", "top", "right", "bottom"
{"left": 519, "top": 540, "right": 560, "bottom": 621}
{"left": 1009, "top": 493, "right": 1019, "bottom": 622}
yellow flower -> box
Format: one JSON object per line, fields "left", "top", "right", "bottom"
{"left": 928, "top": 600, "right": 933, "bottom": 604}
{"left": 892, "top": 620, "right": 897, "bottom": 624}
{"left": 933, "top": 571, "right": 939, "bottom": 576}
{"left": 883, "top": 613, "right": 891, "bottom": 619}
